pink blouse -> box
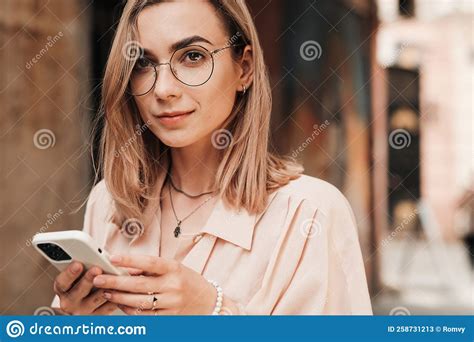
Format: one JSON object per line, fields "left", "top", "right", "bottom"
{"left": 52, "top": 173, "right": 372, "bottom": 315}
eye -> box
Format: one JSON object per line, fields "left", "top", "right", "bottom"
{"left": 183, "top": 51, "right": 205, "bottom": 63}
{"left": 134, "top": 57, "right": 153, "bottom": 70}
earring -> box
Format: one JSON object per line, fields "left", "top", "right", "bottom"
{"left": 242, "top": 85, "right": 246, "bottom": 95}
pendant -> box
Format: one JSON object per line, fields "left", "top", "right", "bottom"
{"left": 174, "top": 220, "right": 182, "bottom": 238}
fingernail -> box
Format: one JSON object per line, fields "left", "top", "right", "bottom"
{"left": 71, "top": 262, "right": 81, "bottom": 274}
{"left": 110, "top": 255, "right": 122, "bottom": 263}
{"left": 93, "top": 276, "right": 105, "bottom": 286}
{"left": 103, "top": 291, "right": 111, "bottom": 299}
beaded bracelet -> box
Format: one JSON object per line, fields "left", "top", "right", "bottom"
{"left": 207, "top": 279, "right": 223, "bottom": 315}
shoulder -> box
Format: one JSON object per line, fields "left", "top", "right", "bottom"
{"left": 87, "top": 179, "right": 113, "bottom": 205}
{"left": 269, "top": 175, "right": 363, "bottom": 276}
{"left": 84, "top": 179, "right": 115, "bottom": 221}
{"left": 275, "top": 174, "right": 352, "bottom": 216}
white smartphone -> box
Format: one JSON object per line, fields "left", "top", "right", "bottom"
{"left": 33, "top": 230, "right": 128, "bottom": 315}
{"left": 32, "top": 230, "right": 128, "bottom": 276}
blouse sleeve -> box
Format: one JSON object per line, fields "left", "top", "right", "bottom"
{"left": 240, "top": 182, "right": 372, "bottom": 315}
{"left": 271, "top": 191, "right": 372, "bottom": 314}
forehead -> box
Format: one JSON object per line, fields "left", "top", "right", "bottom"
{"left": 136, "top": 1, "right": 227, "bottom": 52}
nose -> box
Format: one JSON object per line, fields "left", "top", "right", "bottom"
{"left": 153, "top": 63, "right": 182, "bottom": 100}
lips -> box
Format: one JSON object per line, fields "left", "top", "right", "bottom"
{"left": 154, "top": 110, "right": 194, "bottom": 126}
{"left": 156, "top": 110, "right": 194, "bottom": 118}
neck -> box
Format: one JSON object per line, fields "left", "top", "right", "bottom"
{"left": 168, "top": 139, "right": 220, "bottom": 195}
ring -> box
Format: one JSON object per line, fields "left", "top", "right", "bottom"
{"left": 149, "top": 293, "right": 159, "bottom": 310}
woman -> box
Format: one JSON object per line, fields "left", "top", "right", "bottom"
{"left": 51, "top": 0, "right": 372, "bottom": 315}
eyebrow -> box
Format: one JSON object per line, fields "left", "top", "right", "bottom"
{"left": 142, "top": 35, "right": 214, "bottom": 58}
{"left": 170, "top": 35, "right": 213, "bottom": 52}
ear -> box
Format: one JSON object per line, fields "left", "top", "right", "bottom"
{"left": 236, "top": 45, "right": 254, "bottom": 92}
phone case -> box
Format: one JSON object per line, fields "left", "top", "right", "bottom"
{"left": 32, "top": 230, "right": 128, "bottom": 276}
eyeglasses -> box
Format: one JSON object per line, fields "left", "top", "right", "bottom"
{"left": 128, "top": 44, "right": 242, "bottom": 96}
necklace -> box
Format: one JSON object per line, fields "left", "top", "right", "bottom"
{"left": 168, "top": 180, "right": 215, "bottom": 238}
{"left": 168, "top": 174, "right": 217, "bottom": 198}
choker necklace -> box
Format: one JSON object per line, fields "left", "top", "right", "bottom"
{"left": 168, "top": 179, "right": 215, "bottom": 238}
{"left": 168, "top": 174, "right": 217, "bottom": 199}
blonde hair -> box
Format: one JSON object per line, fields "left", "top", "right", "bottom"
{"left": 95, "top": 0, "right": 303, "bottom": 226}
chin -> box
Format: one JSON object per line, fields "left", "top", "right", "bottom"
{"left": 155, "top": 132, "right": 196, "bottom": 148}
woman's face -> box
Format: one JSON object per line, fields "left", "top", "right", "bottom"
{"left": 133, "top": 1, "right": 249, "bottom": 148}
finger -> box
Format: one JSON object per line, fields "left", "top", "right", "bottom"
{"left": 104, "top": 292, "right": 156, "bottom": 310}
{"left": 110, "top": 255, "right": 174, "bottom": 275}
{"left": 93, "top": 274, "right": 158, "bottom": 293}
{"left": 118, "top": 305, "right": 175, "bottom": 316}
{"left": 122, "top": 267, "right": 144, "bottom": 276}
{"left": 104, "top": 291, "right": 175, "bottom": 309}
{"left": 83, "top": 289, "right": 108, "bottom": 312}
{"left": 92, "top": 301, "right": 119, "bottom": 315}
{"left": 54, "top": 261, "right": 83, "bottom": 294}
{"left": 69, "top": 267, "right": 103, "bottom": 300}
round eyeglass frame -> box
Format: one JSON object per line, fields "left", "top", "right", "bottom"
{"left": 128, "top": 44, "right": 244, "bottom": 96}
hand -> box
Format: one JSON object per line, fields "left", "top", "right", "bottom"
{"left": 92, "top": 255, "right": 218, "bottom": 315}
{"left": 53, "top": 261, "right": 117, "bottom": 315}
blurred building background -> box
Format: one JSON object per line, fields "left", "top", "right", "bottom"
{"left": 1, "top": 0, "right": 472, "bottom": 315}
